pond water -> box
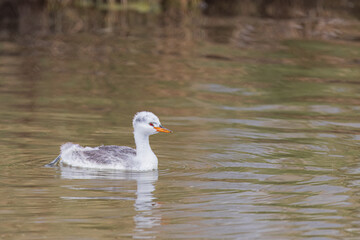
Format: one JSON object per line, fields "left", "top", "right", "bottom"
{"left": 1, "top": 3, "right": 360, "bottom": 240}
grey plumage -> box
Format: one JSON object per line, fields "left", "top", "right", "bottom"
{"left": 83, "top": 145, "right": 136, "bottom": 168}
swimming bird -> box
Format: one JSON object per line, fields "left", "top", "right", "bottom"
{"left": 47, "top": 111, "right": 172, "bottom": 171}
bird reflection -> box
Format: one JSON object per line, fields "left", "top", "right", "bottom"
{"left": 59, "top": 166, "right": 160, "bottom": 238}
{"left": 133, "top": 172, "right": 160, "bottom": 237}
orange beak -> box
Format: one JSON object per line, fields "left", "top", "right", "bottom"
{"left": 154, "top": 126, "right": 172, "bottom": 133}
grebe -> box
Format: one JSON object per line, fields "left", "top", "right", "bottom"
{"left": 47, "top": 111, "right": 172, "bottom": 171}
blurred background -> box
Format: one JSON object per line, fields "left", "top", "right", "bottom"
{"left": 1, "top": 0, "right": 360, "bottom": 239}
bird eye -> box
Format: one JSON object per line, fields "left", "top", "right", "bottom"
{"left": 149, "top": 123, "right": 154, "bottom": 126}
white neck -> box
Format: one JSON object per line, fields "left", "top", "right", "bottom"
{"left": 134, "top": 131, "right": 158, "bottom": 170}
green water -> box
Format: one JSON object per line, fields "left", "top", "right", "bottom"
{"left": 1, "top": 8, "right": 360, "bottom": 240}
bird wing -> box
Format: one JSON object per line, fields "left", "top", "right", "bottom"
{"left": 83, "top": 145, "right": 136, "bottom": 167}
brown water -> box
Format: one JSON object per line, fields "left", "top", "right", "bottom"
{"left": 1, "top": 3, "right": 360, "bottom": 239}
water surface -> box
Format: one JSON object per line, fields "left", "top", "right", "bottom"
{"left": 1, "top": 2, "right": 360, "bottom": 239}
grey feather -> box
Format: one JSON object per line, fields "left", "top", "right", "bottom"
{"left": 83, "top": 145, "right": 136, "bottom": 168}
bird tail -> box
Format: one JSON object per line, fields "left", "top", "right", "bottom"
{"left": 45, "top": 154, "right": 61, "bottom": 167}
